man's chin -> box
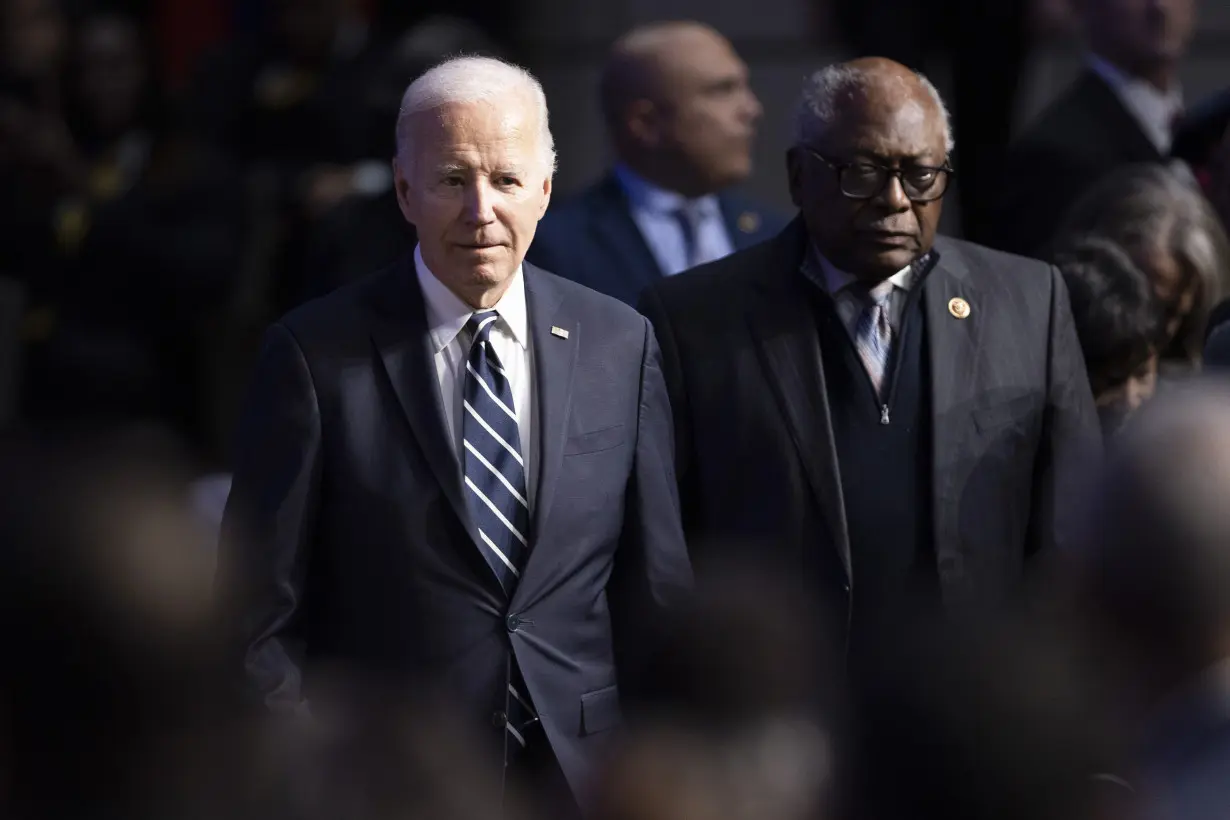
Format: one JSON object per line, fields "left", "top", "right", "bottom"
{"left": 850, "top": 246, "right": 918, "bottom": 277}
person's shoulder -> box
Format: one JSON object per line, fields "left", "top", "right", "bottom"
{"left": 718, "top": 190, "right": 791, "bottom": 236}
{"left": 650, "top": 230, "right": 781, "bottom": 306}
{"left": 934, "top": 237, "right": 1058, "bottom": 310}
{"left": 527, "top": 262, "right": 645, "bottom": 329}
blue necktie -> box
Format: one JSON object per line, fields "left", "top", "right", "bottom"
{"left": 462, "top": 310, "right": 530, "bottom": 592}
{"left": 460, "top": 310, "right": 538, "bottom": 749}
{"left": 672, "top": 204, "right": 701, "bottom": 270}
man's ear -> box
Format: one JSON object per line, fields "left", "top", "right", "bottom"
{"left": 625, "top": 99, "right": 661, "bottom": 148}
{"left": 393, "top": 156, "right": 417, "bottom": 225}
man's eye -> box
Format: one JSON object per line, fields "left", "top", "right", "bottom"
{"left": 497, "top": 176, "right": 519, "bottom": 187}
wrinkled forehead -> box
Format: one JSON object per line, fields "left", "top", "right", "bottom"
{"left": 824, "top": 86, "right": 947, "bottom": 161}
{"left": 406, "top": 97, "right": 544, "bottom": 166}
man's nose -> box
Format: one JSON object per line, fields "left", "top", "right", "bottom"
{"left": 463, "top": 180, "right": 496, "bottom": 223}
{"left": 877, "top": 173, "right": 912, "bottom": 211}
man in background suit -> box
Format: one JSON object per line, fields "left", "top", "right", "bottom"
{"left": 989, "top": 0, "right": 1195, "bottom": 256}
{"left": 220, "top": 56, "right": 691, "bottom": 816}
{"left": 640, "top": 58, "right": 1098, "bottom": 667}
{"left": 527, "top": 21, "right": 786, "bottom": 306}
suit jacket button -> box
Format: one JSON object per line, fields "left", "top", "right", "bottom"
{"left": 492, "top": 710, "right": 508, "bottom": 728}
{"left": 506, "top": 614, "right": 521, "bottom": 632}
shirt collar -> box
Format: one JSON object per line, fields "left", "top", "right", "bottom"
{"left": 613, "top": 163, "right": 723, "bottom": 221}
{"left": 808, "top": 246, "right": 914, "bottom": 295}
{"left": 414, "top": 244, "right": 529, "bottom": 354}
{"left": 1087, "top": 54, "right": 1183, "bottom": 152}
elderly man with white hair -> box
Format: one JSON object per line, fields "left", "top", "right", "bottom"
{"left": 639, "top": 57, "right": 1098, "bottom": 670}
{"left": 219, "top": 56, "right": 691, "bottom": 816}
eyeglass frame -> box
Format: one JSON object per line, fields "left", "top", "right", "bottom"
{"left": 803, "top": 148, "right": 955, "bottom": 203}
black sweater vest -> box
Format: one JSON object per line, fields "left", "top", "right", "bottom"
{"left": 808, "top": 278, "right": 939, "bottom": 651}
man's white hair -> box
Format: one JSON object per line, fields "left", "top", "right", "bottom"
{"left": 395, "top": 55, "right": 557, "bottom": 175}
{"left": 792, "top": 64, "right": 955, "bottom": 153}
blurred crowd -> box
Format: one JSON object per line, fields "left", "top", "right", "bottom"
{"left": 6, "top": 0, "right": 1230, "bottom": 819}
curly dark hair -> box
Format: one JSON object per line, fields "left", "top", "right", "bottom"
{"left": 1054, "top": 236, "right": 1165, "bottom": 398}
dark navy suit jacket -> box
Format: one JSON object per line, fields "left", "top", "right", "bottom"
{"left": 219, "top": 256, "right": 692, "bottom": 809}
{"left": 526, "top": 173, "right": 787, "bottom": 306}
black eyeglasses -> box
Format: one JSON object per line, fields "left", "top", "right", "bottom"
{"left": 806, "top": 150, "right": 954, "bottom": 203}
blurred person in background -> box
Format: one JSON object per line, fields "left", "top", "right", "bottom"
{"left": 592, "top": 720, "right": 832, "bottom": 820}
{"left": 0, "top": 0, "right": 69, "bottom": 417}
{"left": 24, "top": 7, "right": 245, "bottom": 462}
{"left": 0, "top": 429, "right": 253, "bottom": 819}
{"left": 1080, "top": 383, "right": 1230, "bottom": 820}
{"left": 1053, "top": 164, "right": 1230, "bottom": 373}
{"left": 846, "top": 618, "right": 1126, "bottom": 820}
{"left": 1053, "top": 237, "right": 1165, "bottom": 436}
{"left": 991, "top": 0, "right": 1195, "bottom": 256}
{"left": 220, "top": 56, "right": 692, "bottom": 818}
{"left": 527, "top": 21, "right": 786, "bottom": 307}
{"left": 300, "top": 15, "right": 503, "bottom": 303}
{"left": 185, "top": 0, "right": 385, "bottom": 315}
{"left": 641, "top": 58, "right": 1097, "bottom": 671}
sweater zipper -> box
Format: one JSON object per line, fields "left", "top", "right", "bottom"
{"left": 879, "top": 280, "right": 924, "bottom": 426}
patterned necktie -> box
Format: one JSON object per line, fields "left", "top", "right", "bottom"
{"left": 461, "top": 310, "right": 530, "bottom": 593}
{"left": 459, "top": 310, "right": 539, "bottom": 751}
{"left": 854, "top": 280, "right": 895, "bottom": 398}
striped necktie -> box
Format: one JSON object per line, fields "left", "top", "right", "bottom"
{"left": 854, "top": 280, "right": 895, "bottom": 398}
{"left": 459, "top": 310, "right": 539, "bottom": 750}
{"left": 461, "top": 309, "right": 530, "bottom": 592}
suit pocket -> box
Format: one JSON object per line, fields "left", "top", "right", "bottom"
{"left": 564, "top": 424, "right": 626, "bottom": 456}
{"left": 580, "top": 684, "right": 622, "bottom": 735}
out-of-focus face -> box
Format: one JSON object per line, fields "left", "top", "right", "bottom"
{"left": 648, "top": 29, "right": 762, "bottom": 192}
{"left": 1097, "top": 353, "right": 1159, "bottom": 411}
{"left": 75, "top": 17, "right": 146, "bottom": 138}
{"left": 788, "top": 83, "right": 949, "bottom": 280}
{"left": 2, "top": 0, "right": 65, "bottom": 82}
{"left": 1082, "top": 0, "right": 1195, "bottom": 74}
{"left": 393, "top": 97, "right": 551, "bottom": 307}
{"left": 1141, "top": 237, "right": 1198, "bottom": 342}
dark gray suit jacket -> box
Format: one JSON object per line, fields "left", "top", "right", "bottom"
{"left": 219, "top": 257, "right": 692, "bottom": 805}
{"left": 639, "top": 219, "right": 1098, "bottom": 636}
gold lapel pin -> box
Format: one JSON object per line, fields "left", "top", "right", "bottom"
{"left": 948, "top": 297, "right": 971, "bottom": 319}
{"left": 737, "top": 211, "right": 760, "bottom": 234}
{"left": 551, "top": 326, "right": 570, "bottom": 339}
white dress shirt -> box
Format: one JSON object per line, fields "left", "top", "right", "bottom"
{"left": 803, "top": 248, "right": 915, "bottom": 342}
{"left": 1088, "top": 54, "right": 1184, "bottom": 155}
{"left": 415, "top": 244, "right": 537, "bottom": 509}
{"left": 614, "top": 163, "right": 735, "bottom": 276}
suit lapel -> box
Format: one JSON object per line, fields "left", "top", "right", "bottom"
{"left": 369, "top": 259, "right": 498, "bottom": 586}
{"left": 515, "top": 265, "right": 578, "bottom": 602}
{"left": 746, "top": 219, "right": 852, "bottom": 582}
{"left": 924, "top": 242, "right": 985, "bottom": 588}
{"left": 590, "top": 175, "right": 667, "bottom": 286}
{"left": 719, "top": 194, "right": 770, "bottom": 250}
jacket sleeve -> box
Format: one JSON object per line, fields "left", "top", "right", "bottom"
{"left": 217, "top": 322, "right": 322, "bottom": 715}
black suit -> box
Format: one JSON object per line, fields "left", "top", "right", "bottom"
{"left": 990, "top": 70, "right": 1167, "bottom": 256}
{"left": 220, "top": 257, "right": 692, "bottom": 810}
{"left": 639, "top": 219, "right": 1097, "bottom": 653}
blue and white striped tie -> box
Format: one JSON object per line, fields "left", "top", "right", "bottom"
{"left": 461, "top": 309, "right": 530, "bottom": 593}
{"left": 460, "top": 310, "right": 539, "bottom": 750}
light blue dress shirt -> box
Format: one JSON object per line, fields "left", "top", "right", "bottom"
{"left": 613, "top": 164, "right": 735, "bottom": 276}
